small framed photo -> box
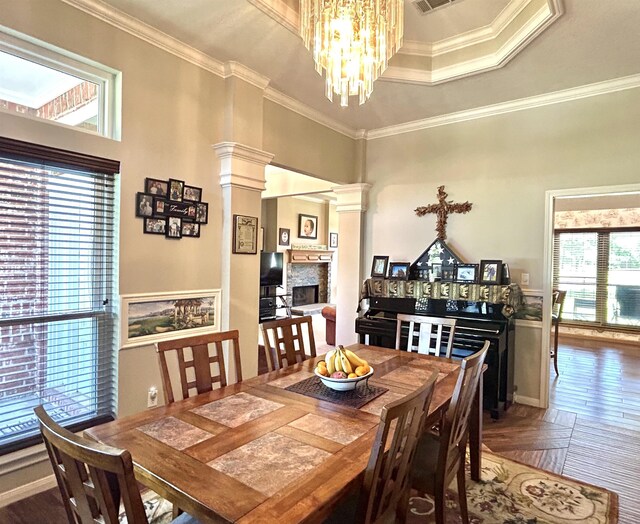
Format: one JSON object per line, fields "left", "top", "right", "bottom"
{"left": 153, "top": 197, "right": 167, "bottom": 216}
{"left": 168, "top": 179, "right": 184, "bottom": 202}
{"left": 480, "top": 259, "right": 503, "bottom": 284}
{"left": 136, "top": 193, "right": 154, "bottom": 217}
{"left": 298, "top": 213, "right": 318, "bottom": 239}
{"left": 260, "top": 227, "right": 265, "bottom": 252}
{"left": 195, "top": 202, "right": 208, "bottom": 224}
{"left": 441, "top": 265, "right": 455, "bottom": 282}
{"left": 166, "top": 217, "right": 182, "bottom": 239}
{"left": 279, "top": 227, "right": 290, "bottom": 246}
{"left": 502, "top": 263, "right": 511, "bottom": 284}
{"left": 144, "top": 217, "right": 166, "bottom": 235}
{"left": 329, "top": 232, "right": 338, "bottom": 248}
{"left": 183, "top": 185, "right": 202, "bottom": 202}
{"left": 182, "top": 222, "right": 200, "bottom": 238}
{"left": 145, "top": 178, "right": 168, "bottom": 197}
{"left": 429, "top": 263, "right": 442, "bottom": 282}
{"left": 371, "top": 256, "right": 389, "bottom": 278}
{"left": 388, "top": 262, "right": 410, "bottom": 280}
{"left": 455, "top": 263, "right": 479, "bottom": 283}
{"left": 233, "top": 214, "right": 258, "bottom": 254}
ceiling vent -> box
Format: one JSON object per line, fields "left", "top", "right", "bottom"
{"left": 412, "top": 0, "right": 459, "bottom": 15}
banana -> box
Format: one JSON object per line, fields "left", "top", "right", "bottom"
{"left": 341, "top": 353, "right": 353, "bottom": 374}
{"left": 325, "top": 349, "right": 336, "bottom": 374}
{"left": 334, "top": 348, "right": 343, "bottom": 372}
{"left": 343, "top": 348, "right": 367, "bottom": 369}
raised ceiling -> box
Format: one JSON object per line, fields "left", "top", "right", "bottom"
{"left": 63, "top": 0, "right": 640, "bottom": 133}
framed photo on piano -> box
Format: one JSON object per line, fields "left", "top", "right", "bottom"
{"left": 371, "top": 256, "right": 389, "bottom": 278}
{"left": 454, "top": 263, "right": 478, "bottom": 283}
{"left": 480, "top": 259, "right": 502, "bottom": 284}
{"left": 388, "top": 262, "right": 410, "bottom": 280}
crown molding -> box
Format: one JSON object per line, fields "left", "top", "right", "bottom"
{"left": 223, "top": 62, "right": 270, "bottom": 91}
{"left": 263, "top": 87, "right": 358, "bottom": 139}
{"left": 61, "top": 0, "right": 225, "bottom": 76}
{"left": 388, "top": 0, "right": 562, "bottom": 85}
{"left": 247, "top": 0, "right": 298, "bottom": 34}
{"left": 367, "top": 73, "right": 640, "bottom": 140}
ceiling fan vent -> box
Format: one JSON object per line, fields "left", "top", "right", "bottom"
{"left": 412, "top": 0, "right": 459, "bottom": 15}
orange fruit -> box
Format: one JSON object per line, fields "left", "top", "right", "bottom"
{"left": 316, "top": 366, "right": 329, "bottom": 376}
{"left": 348, "top": 373, "right": 357, "bottom": 379}
{"left": 355, "top": 366, "right": 367, "bottom": 376}
{"left": 317, "top": 360, "right": 327, "bottom": 368}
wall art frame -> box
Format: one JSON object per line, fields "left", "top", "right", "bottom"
{"left": 233, "top": 214, "right": 258, "bottom": 254}
{"left": 298, "top": 213, "right": 318, "bottom": 239}
{"left": 120, "top": 289, "right": 221, "bottom": 349}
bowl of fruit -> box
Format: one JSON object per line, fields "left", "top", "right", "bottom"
{"left": 315, "top": 346, "right": 373, "bottom": 391}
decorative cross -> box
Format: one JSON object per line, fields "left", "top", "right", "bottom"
{"left": 415, "top": 185, "right": 473, "bottom": 240}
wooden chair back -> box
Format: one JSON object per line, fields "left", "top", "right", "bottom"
{"left": 552, "top": 289, "right": 567, "bottom": 323}
{"left": 156, "top": 330, "right": 242, "bottom": 404}
{"left": 35, "top": 405, "right": 148, "bottom": 524}
{"left": 395, "top": 314, "right": 457, "bottom": 358}
{"left": 439, "top": 340, "right": 489, "bottom": 484}
{"left": 261, "top": 316, "right": 316, "bottom": 371}
{"left": 359, "top": 371, "right": 438, "bottom": 523}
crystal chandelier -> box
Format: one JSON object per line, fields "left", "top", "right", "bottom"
{"left": 299, "top": 0, "right": 404, "bottom": 107}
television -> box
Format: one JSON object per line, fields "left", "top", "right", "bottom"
{"left": 260, "top": 251, "right": 283, "bottom": 287}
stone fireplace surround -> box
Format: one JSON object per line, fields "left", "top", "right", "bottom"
{"left": 285, "top": 249, "right": 333, "bottom": 305}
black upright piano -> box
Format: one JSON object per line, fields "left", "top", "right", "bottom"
{"left": 355, "top": 296, "right": 515, "bottom": 418}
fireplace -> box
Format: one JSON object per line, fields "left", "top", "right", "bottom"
{"left": 292, "top": 285, "right": 319, "bottom": 307}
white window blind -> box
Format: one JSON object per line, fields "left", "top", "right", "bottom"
{"left": 0, "top": 137, "right": 119, "bottom": 454}
{"left": 553, "top": 229, "right": 640, "bottom": 329}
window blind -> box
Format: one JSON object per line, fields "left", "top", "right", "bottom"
{"left": 553, "top": 229, "right": 640, "bottom": 330}
{"left": 0, "top": 137, "right": 119, "bottom": 454}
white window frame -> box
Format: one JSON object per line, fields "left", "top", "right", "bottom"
{"left": 0, "top": 25, "right": 121, "bottom": 140}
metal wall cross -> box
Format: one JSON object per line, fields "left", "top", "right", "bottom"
{"left": 415, "top": 185, "right": 473, "bottom": 240}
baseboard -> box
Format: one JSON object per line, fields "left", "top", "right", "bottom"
{"left": 514, "top": 394, "right": 543, "bottom": 408}
{"left": 0, "top": 474, "right": 57, "bottom": 508}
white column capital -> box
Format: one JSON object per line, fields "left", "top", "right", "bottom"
{"left": 213, "top": 142, "right": 274, "bottom": 192}
{"left": 332, "top": 183, "right": 372, "bottom": 213}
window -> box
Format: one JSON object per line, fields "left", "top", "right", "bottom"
{"left": 553, "top": 229, "right": 640, "bottom": 329}
{"left": 0, "top": 137, "right": 119, "bottom": 454}
{"left": 0, "top": 28, "right": 120, "bottom": 139}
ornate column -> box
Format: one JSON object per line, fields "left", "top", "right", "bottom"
{"left": 214, "top": 142, "right": 274, "bottom": 379}
{"left": 332, "top": 183, "right": 371, "bottom": 345}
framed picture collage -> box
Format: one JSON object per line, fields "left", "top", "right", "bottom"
{"left": 136, "top": 178, "right": 209, "bottom": 239}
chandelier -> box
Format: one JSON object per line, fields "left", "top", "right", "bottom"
{"left": 299, "top": 0, "right": 404, "bottom": 107}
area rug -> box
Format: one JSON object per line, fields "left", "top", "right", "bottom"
{"left": 407, "top": 451, "right": 618, "bottom": 524}
{"left": 120, "top": 452, "right": 618, "bottom": 524}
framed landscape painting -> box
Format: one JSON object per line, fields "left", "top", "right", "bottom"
{"left": 121, "top": 289, "right": 221, "bottom": 348}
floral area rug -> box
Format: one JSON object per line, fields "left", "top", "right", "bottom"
{"left": 118, "top": 490, "right": 173, "bottom": 524}
{"left": 407, "top": 451, "right": 618, "bottom": 524}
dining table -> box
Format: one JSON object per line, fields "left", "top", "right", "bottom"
{"left": 85, "top": 343, "right": 483, "bottom": 523}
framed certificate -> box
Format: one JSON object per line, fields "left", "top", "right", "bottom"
{"left": 233, "top": 215, "right": 258, "bottom": 254}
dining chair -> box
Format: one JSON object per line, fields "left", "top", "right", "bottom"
{"left": 261, "top": 315, "right": 317, "bottom": 371}
{"left": 395, "top": 313, "right": 457, "bottom": 357}
{"left": 156, "top": 330, "right": 242, "bottom": 404}
{"left": 551, "top": 289, "right": 567, "bottom": 376}
{"left": 324, "top": 371, "right": 439, "bottom": 524}
{"left": 34, "top": 405, "right": 199, "bottom": 524}
{"left": 409, "top": 340, "right": 489, "bottom": 524}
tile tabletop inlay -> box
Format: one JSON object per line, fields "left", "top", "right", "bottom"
{"left": 137, "top": 416, "right": 213, "bottom": 450}
{"left": 353, "top": 348, "right": 396, "bottom": 365}
{"left": 267, "top": 371, "right": 314, "bottom": 389}
{"left": 359, "top": 390, "right": 405, "bottom": 416}
{"left": 208, "top": 432, "right": 331, "bottom": 497}
{"left": 288, "top": 413, "right": 374, "bottom": 445}
{"left": 409, "top": 358, "right": 459, "bottom": 374}
{"left": 191, "top": 392, "right": 284, "bottom": 428}
{"left": 381, "top": 366, "right": 446, "bottom": 388}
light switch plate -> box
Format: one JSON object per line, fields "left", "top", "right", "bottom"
{"left": 521, "top": 273, "right": 530, "bottom": 286}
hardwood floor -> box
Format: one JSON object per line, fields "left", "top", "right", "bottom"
{"left": 2, "top": 336, "right": 637, "bottom": 523}
{"left": 485, "top": 336, "right": 640, "bottom": 523}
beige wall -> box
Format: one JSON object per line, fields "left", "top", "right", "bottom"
{"left": 364, "top": 87, "right": 640, "bottom": 402}
{"left": 263, "top": 100, "right": 357, "bottom": 184}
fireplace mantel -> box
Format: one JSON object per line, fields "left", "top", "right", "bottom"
{"left": 287, "top": 249, "right": 334, "bottom": 264}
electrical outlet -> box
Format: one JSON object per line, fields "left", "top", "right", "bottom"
{"left": 521, "top": 272, "right": 530, "bottom": 286}
{"left": 147, "top": 386, "right": 158, "bottom": 408}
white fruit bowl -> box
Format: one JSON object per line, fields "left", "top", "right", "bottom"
{"left": 315, "top": 366, "right": 374, "bottom": 392}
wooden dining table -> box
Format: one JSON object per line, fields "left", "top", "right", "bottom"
{"left": 85, "top": 344, "right": 482, "bottom": 523}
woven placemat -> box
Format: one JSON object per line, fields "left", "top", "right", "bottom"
{"left": 285, "top": 376, "right": 388, "bottom": 409}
